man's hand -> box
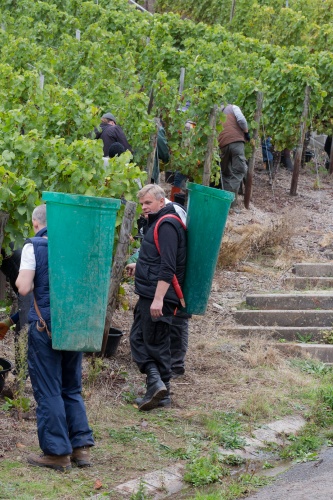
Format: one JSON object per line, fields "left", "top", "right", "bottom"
{"left": 244, "top": 132, "right": 251, "bottom": 142}
{"left": 126, "top": 263, "right": 136, "bottom": 277}
{"left": 151, "top": 280, "right": 170, "bottom": 318}
{"left": 150, "top": 297, "right": 164, "bottom": 318}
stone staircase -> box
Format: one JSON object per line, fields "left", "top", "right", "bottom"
{"left": 229, "top": 263, "right": 333, "bottom": 363}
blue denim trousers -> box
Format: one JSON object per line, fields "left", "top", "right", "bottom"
{"left": 28, "top": 322, "right": 94, "bottom": 456}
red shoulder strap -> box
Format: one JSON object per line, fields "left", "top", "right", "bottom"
{"left": 153, "top": 215, "right": 186, "bottom": 308}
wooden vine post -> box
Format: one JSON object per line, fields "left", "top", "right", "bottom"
{"left": 202, "top": 105, "right": 218, "bottom": 186}
{"left": 244, "top": 91, "right": 263, "bottom": 209}
{"left": 230, "top": 0, "right": 236, "bottom": 21}
{"left": 290, "top": 85, "right": 311, "bottom": 196}
{"left": 100, "top": 201, "right": 137, "bottom": 357}
{"left": 145, "top": 83, "right": 157, "bottom": 184}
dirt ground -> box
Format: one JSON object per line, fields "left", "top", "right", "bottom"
{"left": 1, "top": 151, "right": 333, "bottom": 498}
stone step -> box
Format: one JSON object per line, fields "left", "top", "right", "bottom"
{"left": 293, "top": 263, "right": 333, "bottom": 277}
{"left": 246, "top": 293, "right": 333, "bottom": 310}
{"left": 284, "top": 277, "right": 333, "bottom": 290}
{"left": 226, "top": 326, "right": 328, "bottom": 342}
{"left": 276, "top": 343, "right": 333, "bottom": 364}
{"left": 233, "top": 310, "right": 333, "bottom": 327}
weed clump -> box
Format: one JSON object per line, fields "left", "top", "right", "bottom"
{"left": 219, "top": 214, "right": 293, "bottom": 267}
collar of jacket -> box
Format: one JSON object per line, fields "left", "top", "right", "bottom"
{"left": 35, "top": 227, "right": 47, "bottom": 238}
{"left": 147, "top": 204, "right": 177, "bottom": 226}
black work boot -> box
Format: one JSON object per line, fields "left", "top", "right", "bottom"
{"left": 138, "top": 364, "right": 167, "bottom": 411}
{"left": 135, "top": 381, "right": 171, "bottom": 408}
{"left": 157, "top": 381, "right": 171, "bottom": 408}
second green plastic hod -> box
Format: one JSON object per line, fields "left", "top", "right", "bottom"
{"left": 42, "top": 192, "right": 121, "bottom": 352}
{"left": 182, "top": 183, "right": 234, "bottom": 315}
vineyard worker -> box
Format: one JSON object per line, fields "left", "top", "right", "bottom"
{"left": 95, "top": 112, "right": 132, "bottom": 158}
{"left": 218, "top": 103, "right": 250, "bottom": 205}
{"left": 15, "top": 204, "right": 94, "bottom": 472}
{"left": 128, "top": 198, "right": 190, "bottom": 388}
{"left": 127, "top": 184, "right": 187, "bottom": 411}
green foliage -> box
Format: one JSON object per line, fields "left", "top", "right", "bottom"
{"left": 296, "top": 332, "right": 313, "bottom": 343}
{"left": 321, "top": 329, "right": 333, "bottom": 344}
{"left": 290, "top": 358, "right": 332, "bottom": 376}
{"left": 221, "top": 454, "right": 246, "bottom": 466}
{"left": 279, "top": 424, "right": 322, "bottom": 462}
{"left": 108, "top": 426, "right": 157, "bottom": 445}
{"left": 203, "top": 412, "right": 246, "bottom": 449}
{"left": 1, "top": 396, "right": 31, "bottom": 413}
{"left": 1, "top": 0, "right": 333, "bottom": 246}
{"left": 86, "top": 356, "right": 105, "bottom": 385}
{"left": 184, "top": 452, "right": 230, "bottom": 487}
{"left": 130, "top": 480, "right": 152, "bottom": 500}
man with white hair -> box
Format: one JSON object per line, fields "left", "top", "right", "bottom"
{"left": 16, "top": 204, "right": 94, "bottom": 471}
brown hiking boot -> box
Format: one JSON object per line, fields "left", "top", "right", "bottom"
{"left": 71, "top": 446, "right": 91, "bottom": 467}
{"left": 27, "top": 453, "right": 71, "bottom": 471}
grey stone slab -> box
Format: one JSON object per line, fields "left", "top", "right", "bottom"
{"left": 252, "top": 428, "right": 284, "bottom": 445}
{"left": 284, "top": 276, "right": 333, "bottom": 290}
{"left": 293, "top": 263, "right": 333, "bottom": 277}
{"left": 115, "top": 478, "right": 156, "bottom": 496}
{"left": 114, "top": 464, "right": 185, "bottom": 498}
{"left": 226, "top": 326, "right": 327, "bottom": 342}
{"left": 266, "top": 416, "right": 306, "bottom": 434}
{"left": 277, "top": 343, "right": 333, "bottom": 363}
{"left": 246, "top": 293, "right": 333, "bottom": 310}
{"left": 233, "top": 309, "right": 333, "bottom": 327}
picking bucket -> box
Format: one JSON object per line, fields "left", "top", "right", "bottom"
{"left": 182, "top": 183, "right": 234, "bottom": 315}
{"left": 42, "top": 192, "right": 121, "bottom": 351}
{"left": 104, "top": 327, "right": 123, "bottom": 357}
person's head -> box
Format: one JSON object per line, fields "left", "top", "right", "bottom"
{"left": 32, "top": 204, "right": 46, "bottom": 233}
{"left": 101, "top": 112, "right": 116, "bottom": 125}
{"left": 109, "top": 142, "right": 126, "bottom": 158}
{"left": 137, "top": 184, "right": 166, "bottom": 217}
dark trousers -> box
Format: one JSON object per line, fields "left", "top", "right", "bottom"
{"left": 28, "top": 322, "right": 94, "bottom": 456}
{"left": 220, "top": 141, "right": 248, "bottom": 193}
{"left": 130, "top": 297, "right": 176, "bottom": 382}
{"left": 170, "top": 318, "right": 188, "bottom": 375}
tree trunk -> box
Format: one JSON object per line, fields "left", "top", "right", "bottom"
{"left": 100, "top": 201, "right": 137, "bottom": 357}
{"left": 244, "top": 91, "right": 263, "bottom": 209}
{"left": 290, "top": 85, "right": 311, "bottom": 196}
{"left": 202, "top": 105, "right": 218, "bottom": 186}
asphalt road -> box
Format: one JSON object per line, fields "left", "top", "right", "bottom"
{"left": 244, "top": 447, "right": 333, "bottom": 500}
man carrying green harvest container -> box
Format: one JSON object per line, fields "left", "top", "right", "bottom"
{"left": 15, "top": 204, "right": 94, "bottom": 472}
{"left": 127, "top": 184, "right": 187, "bottom": 411}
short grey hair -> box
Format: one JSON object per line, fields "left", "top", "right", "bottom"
{"left": 32, "top": 204, "right": 46, "bottom": 226}
{"left": 137, "top": 184, "right": 165, "bottom": 200}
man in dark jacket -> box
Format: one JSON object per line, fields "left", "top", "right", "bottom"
{"left": 95, "top": 112, "right": 132, "bottom": 157}
{"left": 15, "top": 204, "right": 94, "bottom": 471}
{"left": 127, "top": 184, "right": 187, "bottom": 411}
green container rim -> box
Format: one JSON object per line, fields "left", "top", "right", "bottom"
{"left": 42, "top": 191, "right": 121, "bottom": 210}
{"left": 187, "top": 182, "right": 235, "bottom": 202}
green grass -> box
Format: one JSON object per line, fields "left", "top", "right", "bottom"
{"left": 202, "top": 412, "right": 246, "bottom": 449}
